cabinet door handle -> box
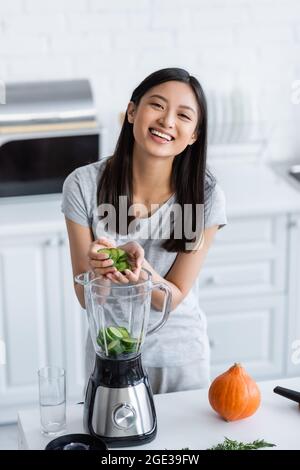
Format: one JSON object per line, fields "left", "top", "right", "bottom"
{"left": 288, "top": 220, "right": 298, "bottom": 229}
{"left": 45, "top": 238, "right": 58, "bottom": 247}
{"left": 204, "top": 276, "right": 216, "bottom": 286}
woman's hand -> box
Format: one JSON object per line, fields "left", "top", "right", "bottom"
{"left": 88, "top": 237, "right": 118, "bottom": 277}
{"left": 106, "top": 241, "right": 144, "bottom": 284}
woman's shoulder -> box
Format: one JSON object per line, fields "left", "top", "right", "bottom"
{"left": 204, "top": 169, "right": 225, "bottom": 204}
{"left": 62, "top": 156, "right": 110, "bottom": 192}
{"left": 61, "top": 157, "right": 111, "bottom": 226}
{"left": 67, "top": 156, "right": 109, "bottom": 182}
{"left": 204, "top": 172, "right": 227, "bottom": 229}
{"left": 210, "top": 181, "right": 226, "bottom": 204}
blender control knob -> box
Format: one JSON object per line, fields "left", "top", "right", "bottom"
{"left": 113, "top": 404, "right": 136, "bottom": 429}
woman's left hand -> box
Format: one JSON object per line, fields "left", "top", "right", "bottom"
{"left": 105, "top": 241, "right": 144, "bottom": 284}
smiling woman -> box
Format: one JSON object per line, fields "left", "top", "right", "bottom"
{"left": 127, "top": 81, "right": 199, "bottom": 167}
{"left": 61, "top": 68, "right": 227, "bottom": 394}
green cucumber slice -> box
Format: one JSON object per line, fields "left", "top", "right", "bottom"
{"left": 106, "top": 326, "right": 124, "bottom": 341}
{"left": 96, "top": 247, "right": 131, "bottom": 272}
{"left": 109, "top": 248, "right": 119, "bottom": 263}
{"left": 107, "top": 340, "right": 124, "bottom": 356}
{"left": 97, "top": 326, "right": 139, "bottom": 356}
{"left": 117, "top": 326, "right": 130, "bottom": 338}
{"left": 117, "top": 248, "right": 126, "bottom": 258}
{"left": 97, "top": 329, "right": 109, "bottom": 350}
{"left": 121, "top": 337, "right": 139, "bottom": 352}
{"left": 117, "top": 261, "right": 130, "bottom": 272}
{"left": 97, "top": 248, "right": 111, "bottom": 256}
{"left": 117, "top": 256, "right": 128, "bottom": 264}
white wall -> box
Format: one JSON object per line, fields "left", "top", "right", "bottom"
{"left": 0, "top": 0, "right": 299, "bottom": 161}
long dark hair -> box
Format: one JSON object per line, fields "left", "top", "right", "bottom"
{"left": 97, "top": 67, "right": 216, "bottom": 252}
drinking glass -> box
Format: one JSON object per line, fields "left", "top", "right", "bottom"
{"left": 38, "top": 366, "right": 66, "bottom": 436}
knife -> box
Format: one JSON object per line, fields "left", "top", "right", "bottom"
{"left": 273, "top": 386, "right": 300, "bottom": 405}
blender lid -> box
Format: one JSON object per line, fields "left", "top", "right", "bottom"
{"left": 45, "top": 433, "right": 107, "bottom": 450}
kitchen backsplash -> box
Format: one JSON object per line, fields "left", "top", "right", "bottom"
{"left": 0, "top": 0, "right": 299, "bottom": 161}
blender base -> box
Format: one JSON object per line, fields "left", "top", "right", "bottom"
{"left": 83, "top": 354, "right": 157, "bottom": 447}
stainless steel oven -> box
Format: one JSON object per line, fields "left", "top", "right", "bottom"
{"left": 0, "top": 79, "right": 105, "bottom": 198}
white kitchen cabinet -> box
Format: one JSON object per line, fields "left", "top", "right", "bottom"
{"left": 0, "top": 229, "right": 87, "bottom": 424}
{"left": 0, "top": 230, "right": 61, "bottom": 422}
{"left": 202, "top": 295, "right": 285, "bottom": 380}
{"left": 198, "top": 213, "right": 289, "bottom": 380}
{"left": 59, "top": 233, "right": 88, "bottom": 401}
{"left": 286, "top": 214, "right": 300, "bottom": 377}
{"left": 199, "top": 214, "right": 287, "bottom": 297}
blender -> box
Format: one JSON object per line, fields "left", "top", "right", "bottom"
{"left": 75, "top": 269, "right": 172, "bottom": 447}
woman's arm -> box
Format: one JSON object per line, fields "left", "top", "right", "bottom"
{"left": 65, "top": 218, "right": 126, "bottom": 308}
{"left": 65, "top": 217, "right": 94, "bottom": 308}
{"left": 143, "top": 225, "right": 219, "bottom": 311}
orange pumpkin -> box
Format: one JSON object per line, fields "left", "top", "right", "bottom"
{"left": 208, "top": 363, "right": 261, "bottom": 421}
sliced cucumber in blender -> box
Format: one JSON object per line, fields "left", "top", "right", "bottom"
{"left": 117, "top": 326, "right": 130, "bottom": 338}
{"left": 106, "top": 326, "right": 124, "bottom": 341}
{"left": 107, "top": 340, "right": 125, "bottom": 356}
{"left": 97, "top": 325, "right": 140, "bottom": 357}
{"left": 122, "top": 337, "right": 140, "bottom": 352}
{"left": 96, "top": 330, "right": 105, "bottom": 347}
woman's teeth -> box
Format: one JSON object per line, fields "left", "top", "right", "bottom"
{"left": 150, "top": 128, "right": 173, "bottom": 141}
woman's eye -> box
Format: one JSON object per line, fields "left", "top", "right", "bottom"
{"left": 150, "top": 103, "right": 191, "bottom": 120}
{"left": 179, "top": 114, "right": 191, "bottom": 120}
{"left": 151, "top": 102, "right": 163, "bottom": 109}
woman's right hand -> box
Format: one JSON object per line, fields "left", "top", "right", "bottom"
{"left": 88, "top": 237, "right": 118, "bottom": 277}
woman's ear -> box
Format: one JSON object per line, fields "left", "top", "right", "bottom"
{"left": 127, "top": 101, "right": 136, "bottom": 124}
{"left": 189, "top": 131, "right": 198, "bottom": 146}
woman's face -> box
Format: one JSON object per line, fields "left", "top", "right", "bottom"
{"left": 127, "top": 81, "right": 199, "bottom": 159}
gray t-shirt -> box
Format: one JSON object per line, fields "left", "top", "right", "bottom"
{"left": 61, "top": 157, "right": 227, "bottom": 369}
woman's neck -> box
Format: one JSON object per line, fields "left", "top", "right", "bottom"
{"left": 132, "top": 147, "right": 174, "bottom": 202}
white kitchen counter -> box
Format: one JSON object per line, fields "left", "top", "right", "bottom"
{"left": 0, "top": 193, "right": 64, "bottom": 236}
{"left": 18, "top": 377, "right": 300, "bottom": 451}
{"left": 210, "top": 160, "right": 300, "bottom": 217}
{"left": 1, "top": 161, "right": 300, "bottom": 237}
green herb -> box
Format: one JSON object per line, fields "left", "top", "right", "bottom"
{"left": 207, "top": 437, "right": 276, "bottom": 451}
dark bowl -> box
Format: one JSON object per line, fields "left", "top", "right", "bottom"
{"left": 45, "top": 433, "right": 107, "bottom": 451}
